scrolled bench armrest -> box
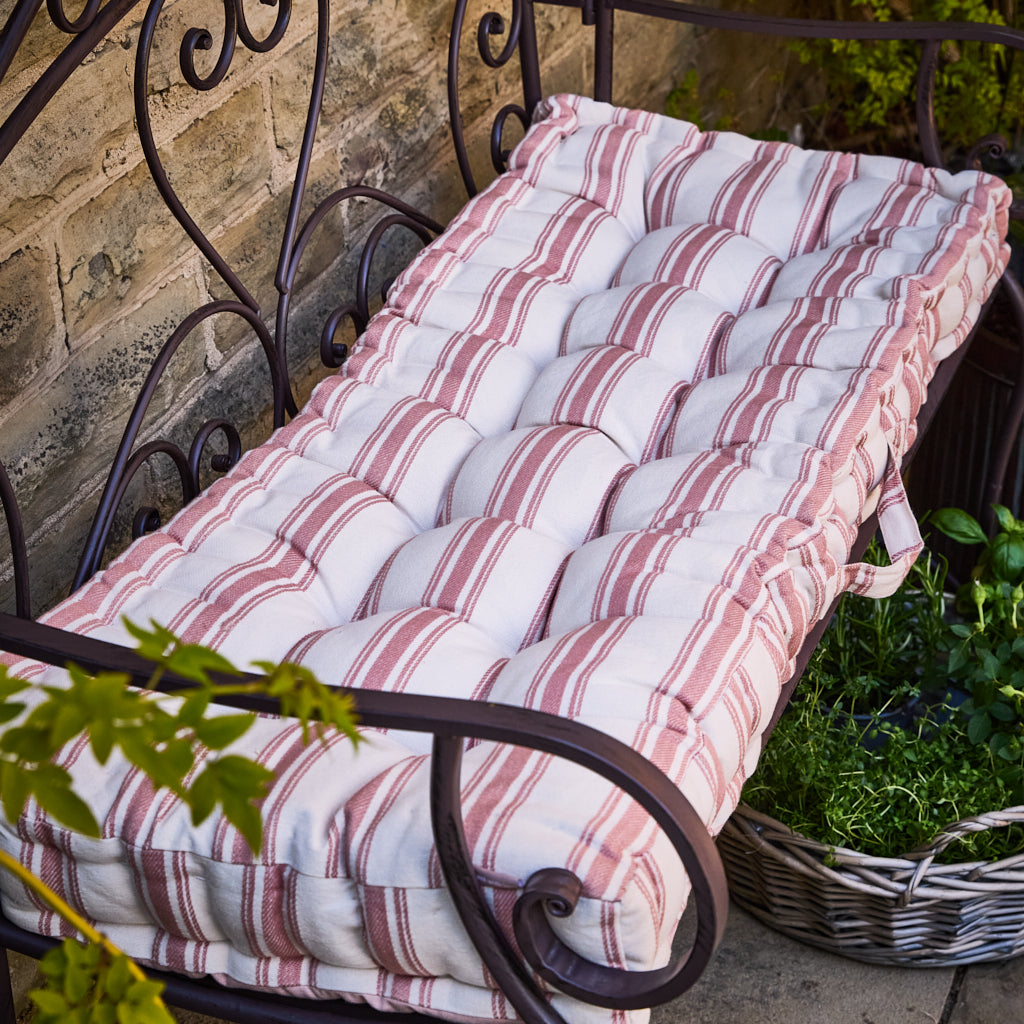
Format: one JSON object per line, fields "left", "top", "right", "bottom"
{"left": 0, "top": 612, "right": 729, "bottom": 1024}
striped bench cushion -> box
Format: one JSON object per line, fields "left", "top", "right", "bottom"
{"left": 0, "top": 93, "right": 1011, "bottom": 1024}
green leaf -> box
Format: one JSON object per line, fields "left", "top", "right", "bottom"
{"left": 931, "top": 507, "right": 988, "bottom": 546}
{"left": 194, "top": 713, "right": 255, "bottom": 751}
{"left": 102, "top": 951, "right": 132, "bottom": 1002}
{"left": 0, "top": 722, "right": 58, "bottom": 763}
{"left": 0, "top": 702, "right": 25, "bottom": 726}
{"left": 994, "top": 503, "right": 1018, "bottom": 533}
{"left": 0, "top": 669, "right": 31, "bottom": 698}
{"left": 968, "top": 710, "right": 992, "bottom": 744}
{"left": 184, "top": 768, "right": 218, "bottom": 826}
{"left": 160, "top": 640, "right": 240, "bottom": 687}
{"left": 89, "top": 1004, "right": 118, "bottom": 1024}
{"left": 0, "top": 760, "right": 31, "bottom": 823}
{"left": 89, "top": 718, "right": 114, "bottom": 765}
{"left": 119, "top": 738, "right": 184, "bottom": 793}
{"left": 989, "top": 700, "right": 1016, "bottom": 721}
{"left": 30, "top": 989, "right": 69, "bottom": 1015}
{"left": 220, "top": 795, "right": 264, "bottom": 856}
{"left": 120, "top": 978, "right": 173, "bottom": 1024}
{"left": 207, "top": 754, "right": 274, "bottom": 791}
{"left": 31, "top": 771, "right": 100, "bottom": 837}
{"left": 177, "top": 690, "right": 212, "bottom": 729}
{"left": 121, "top": 619, "right": 176, "bottom": 663}
{"left": 63, "top": 947, "right": 93, "bottom": 1004}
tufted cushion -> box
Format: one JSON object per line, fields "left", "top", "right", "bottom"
{"left": 0, "top": 94, "right": 1011, "bottom": 1024}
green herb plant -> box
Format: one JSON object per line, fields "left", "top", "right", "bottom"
{"left": 744, "top": 667, "right": 1022, "bottom": 861}
{"left": 746, "top": 512, "right": 1024, "bottom": 864}
{"left": 791, "top": 0, "right": 1023, "bottom": 158}
{"left": 0, "top": 619, "right": 360, "bottom": 1023}
{"left": 811, "top": 538, "right": 949, "bottom": 714}
{"left": 933, "top": 504, "right": 1024, "bottom": 785}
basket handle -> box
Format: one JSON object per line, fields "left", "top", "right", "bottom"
{"left": 900, "top": 806, "right": 1024, "bottom": 905}
{"left": 841, "top": 439, "right": 923, "bottom": 600}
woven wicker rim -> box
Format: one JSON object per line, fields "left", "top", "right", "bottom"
{"left": 727, "top": 803, "right": 1024, "bottom": 906}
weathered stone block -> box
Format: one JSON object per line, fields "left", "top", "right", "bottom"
{"left": 0, "top": 273, "right": 212, "bottom": 610}
{"left": 209, "top": 150, "right": 344, "bottom": 329}
{"left": 59, "top": 83, "right": 268, "bottom": 338}
{"left": 0, "top": 35, "right": 136, "bottom": 246}
{"left": 0, "top": 246, "right": 65, "bottom": 406}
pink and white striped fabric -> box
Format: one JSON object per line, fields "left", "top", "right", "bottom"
{"left": 0, "top": 93, "right": 1011, "bottom": 1024}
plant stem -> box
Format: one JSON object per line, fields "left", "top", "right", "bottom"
{"left": 0, "top": 847, "right": 148, "bottom": 983}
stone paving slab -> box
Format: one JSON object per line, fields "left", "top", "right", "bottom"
{"left": 946, "top": 955, "right": 1024, "bottom": 1024}
{"left": 652, "top": 904, "right": 956, "bottom": 1024}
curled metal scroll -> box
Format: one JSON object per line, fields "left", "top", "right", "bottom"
{"left": 235, "top": 0, "right": 290, "bottom": 54}
{"left": 188, "top": 419, "right": 242, "bottom": 482}
{"left": 966, "top": 132, "right": 1009, "bottom": 171}
{"left": 73, "top": 302, "right": 281, "bottom": 590}
{"left": 355, "top": 213, "right": 435, "bottom": 320}
{"left": 136, "top": 0, "right": 261, "bottom": 312}
{"left": 320, "top": 304, "right": 364, "bottom": 368}
{"left": 275, "top": 184, "right": 442, "bottom": 385}
{"left": 449, "top": 0, "right": 532, "bottom": 197}
{"left": 315, "top": 211, "right": 438, "bottom": 371}
{"left": 0, "top": 462, "right": 31, "bottom": 619}
{"left": 477, "top": 5, "right": 522, "bottom": 68}
{"left": 178, "top": 3, "right": 238, "bottom": 92}
{"left": 47, "top": 0, "right": 102, "bottom": 33}
{"left": 123, "top": 421, "right": 240, "bottom": 541}
{"left": 490, "top": 103, "right": 530, "bottom": 175}
{"left": 98, "top": 438, "right": 194, "bottom": 547}
{"left": 430, "top": 731, "right": 727, "bottom": 1023}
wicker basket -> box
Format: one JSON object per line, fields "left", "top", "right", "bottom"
{"left": 718, "top": 803, "right": 1024, "bottom": 966}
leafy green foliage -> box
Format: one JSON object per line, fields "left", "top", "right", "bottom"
{"left": 811, "top": 539, "right": 950, "bottom": 713}
{"left": 31, "top": 941, "right": 172, "bottom": 1024}
{"left": 0, "top": 621, "right": 361, "bottom": 1021}
{"left": 792, "top": 0, "right": 1022, "bottom": 156}
{"left": 745, "top": 673, "right": 1023, "bottom": 861}
{"left": 748, "top": 509, "right": 1024, "bottom": 863}
{"left": 664, "top": 67, "right": 790, "bottom": 140}
{"left": 933, "top": 505, "right": 1024, "bottom": 784}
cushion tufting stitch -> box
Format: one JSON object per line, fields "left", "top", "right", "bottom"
{"left": 0, "top": 93, "right": 1012, "bottom": 1024}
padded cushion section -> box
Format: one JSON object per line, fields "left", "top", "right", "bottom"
{"left": 344, "top": 314, "right": 539, "bottom": 436}
{"left": 297, "top": 378, "right": 482, "bottom": 532}
{"left": 606, "top": 443, "right": 838, "bottom": 534}
{"left": 441, "top": 425, "right": 632, "bottom": 548}
{"left": 1, "top": 90, "right": 1013, "bottom": 1024}
{"left": 562, "top": 283, "right": 732, "bottom": 381}
{"left": 547, "top": 531, "right": 770, "bottom": 634}
{"left": 661, "top": 365, "right": 891, "bottom": 470}
{"left": 358, "top": 517, "right": 570, "bottom": 653}
{"left": 646, "top": 142, "right": 857, "bottom": 258}
{"left": 515, "top": 347, "right": 684, "bottom": 463}
{"left": 613, "top": 224, "right": 781, "bottom": 314}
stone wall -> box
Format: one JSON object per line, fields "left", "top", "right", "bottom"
{"left": 0, "top": 0, "right": 697, "bottom": 614}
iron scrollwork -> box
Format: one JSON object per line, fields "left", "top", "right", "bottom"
{"left": 449, "top": 0, "right": 542, "bottom": 197}
{"left": 72, "top": 302, "right": 282, "bottom": 590}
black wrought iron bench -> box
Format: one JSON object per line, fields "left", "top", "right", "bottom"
{"left": 1, "top": 3, "right": 1023, "bottom": 1023}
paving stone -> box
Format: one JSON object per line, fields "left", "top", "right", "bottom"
{"left": 652, "top": 904, "right": 955, "bottom": 1024}
{"left": 7, "top": 950, "right": 40, "bottom": 1018}
{"left": 947, "top": 956, "right": 1024, "bottom": 1024}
